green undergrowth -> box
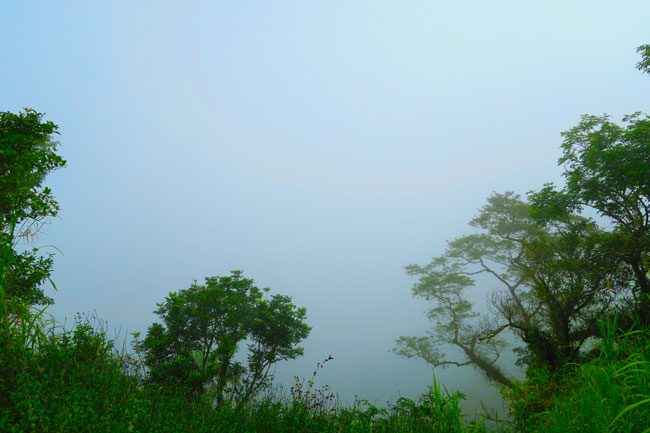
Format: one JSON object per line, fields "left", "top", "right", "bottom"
{"left": 505, "top": 317, "right": 650, "bottom": 433}
{"left": 0, "top": 317, "right": 488, "bottom": 433}
{"left": 2, "top": 313, "right": 650, "bottom": 432}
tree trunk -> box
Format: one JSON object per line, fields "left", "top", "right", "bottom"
{"left": 458, "top": 343, "right": 514, "bottom": 388}
{"left": 215, "top": 357, "right": 230, "bottom": 408}
{"left": 630, "top": 257, "right": 650, "bottom": 326}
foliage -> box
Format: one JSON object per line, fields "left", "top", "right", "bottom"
{"left": 4, "top": 250, "right": 55, "bottom": 311}
{"left": 399, "top": 46, "right": 650, "bottom": 382}
{"left": 637, "top": 44, "right": 650, "bottom": 75}
{"left": 0, "top": 108, "right": 65, "bottom": 230}
{"left": 0, "top": 312, "right": 489, "bottom": 433}
{"left": 240, "top": 290, "right": 312, "bottom": 406}
{"left": 529, "top": 112, "right": 650, "bottom": 324}
{"left": 394, "top": 194, "right": 525, "bottom": 386}
{"left": 508, "top": 215, "right": 632, "bottom": 369}
{"left": 0, "top": 109, "right": 65, "bottom": 429}
{"left": 505, "top": 320, "right": 650, "bottom": 433}
{"left": 5, "top": 311, "right": 648, "bottom": 433}
{"left": 395, "top": 190, "right": 631, "bottom": 389}
{"left": 1, "top": 320, "right": 140, "bottom": 432}
{"left": 0, "top": 108, "right": 64, "bottom": 327}
{"left": 135, "top": 270, "right": 311, "bottom": 407}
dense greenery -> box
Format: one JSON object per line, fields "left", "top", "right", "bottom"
{"left": 395, "top": 192, "right": 632, "bottom": 383}
{"left": 1, "top": 320, "right": 486, "bottom": 433}
{"left": 505, "top": 318, "right": 650, "bottom": 433}
{"left": 530, "top": 112, "right": 650, "bottom": 326}
{"left": 1, "top": 45, "right": 649, "bottom": 432}
{"left": 134, "top": 271, "right": 311, "bottom": 407}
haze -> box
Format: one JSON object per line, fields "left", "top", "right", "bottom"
{"left": 2, "top": 0, "right": 649, "bottom": 415}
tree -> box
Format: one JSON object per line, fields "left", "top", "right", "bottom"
{"left": 501, "top": 214, "right": 630, "bottom": 368}
{"left": 0, "top": 109, "right": 65, "bottom": 322}
{"left": 135, "top": 270, "right": 310, "bottom": 406}
{"left": 399, "top": 47, "right": 650, "bottom": 382}
{"left": 529, "top": 112, "right": 650, "bottom": 325}
{"left": 395, "top": 193, "right": 630, "bottom": 383}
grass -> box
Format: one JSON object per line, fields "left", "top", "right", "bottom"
{"left": 504, "top": 315, "right": 650, "bottom": 433}
{"left": 1, "top": 308, "right": 649, "bottom": 432}
{"left": 0, "top": 315, "right": 489, "bottom": 433}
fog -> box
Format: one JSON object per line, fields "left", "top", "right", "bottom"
{"left": 2, "top": 0, "right": 649, "bottom": 416}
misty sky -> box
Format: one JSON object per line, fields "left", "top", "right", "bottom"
{"left": 2, "top": 0, "right": 649, "bottom": 415}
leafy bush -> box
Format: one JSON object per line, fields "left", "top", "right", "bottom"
{"left": 1, "top": 322, "right": 140, "bottom": 432}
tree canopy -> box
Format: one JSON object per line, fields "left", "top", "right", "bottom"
{"left": 529, "top": 112, "right": 650, "bottom": 325}
{"left": 395, "top": 191, "right": 633, "bottom": 386}
{"left": 135, "top": 270, "right": 311, "bottom": 406}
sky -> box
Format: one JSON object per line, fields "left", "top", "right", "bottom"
{"left": 2, "top": 0, "right": 649, "bottom": 416}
